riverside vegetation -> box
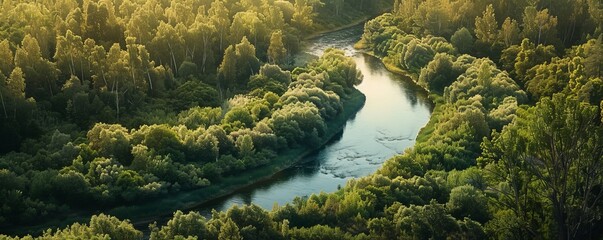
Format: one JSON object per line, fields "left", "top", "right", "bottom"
{"left": 2, "top": 0, "right": 603, "bottom": 239}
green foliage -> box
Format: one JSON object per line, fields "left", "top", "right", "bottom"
{"left": 444, "top": 58, "right": 527, "bottom": 110}
{"left": 482, "top": 94, "right": 603, "bottom": 239}
{"left": 150, "top": 211, "right": 207, "bottom": 240}
{"left": 171, "top": 80, "right": 220, "bottom": 111}
{"left": 447, "top": 185, "right": 490, "bottom": 223}
{"left": 474, "top": 5, "right": 499, "bottom": 51}
{"left": 3, "top": 1, "right": 603, "bottom": 239}
{"left": 87, "top": 123, "right": 132, "bottom": 165}
{"left": 418, "top": 53, "right": 460, "bottom": 93}
{"left": 450, "top": 27, "right": 474, "bottom": 54}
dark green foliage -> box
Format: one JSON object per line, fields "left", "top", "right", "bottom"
{"left": 171, "top": 80, "right": 220, "bottom": 111}
{"left": 450, "top": 28, "right": 474, "bottom": 54}
{"left": 2, "top": 0, "right": 603, "bottom": 239}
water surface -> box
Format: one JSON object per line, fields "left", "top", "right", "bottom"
{"left": 193, "top": 25, "right": 433, "bottom": 214}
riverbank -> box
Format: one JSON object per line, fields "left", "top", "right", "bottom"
{"left": 3, "top": 12, "right": 381, "bottom": 237}
{"left": 354, "top": 43, "right": 442, "bottom": 145}
{"left": 117, "top": 88, "right": 366, "bottom": 228}
{"left": 5, "top": 88, "right": 366, "bottom": 236}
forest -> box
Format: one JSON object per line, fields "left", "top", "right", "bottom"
{"left": 1, "top": 0, "right": 603, "bottom": 239}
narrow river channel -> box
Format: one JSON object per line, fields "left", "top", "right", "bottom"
{"left": 192, "top": 24, "right": 433, "bottom": 215}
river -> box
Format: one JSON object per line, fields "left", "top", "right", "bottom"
{"left": 191, "top": 24, "right": 433, "bottom": 215}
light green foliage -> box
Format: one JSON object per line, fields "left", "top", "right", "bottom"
{"left": 218, "top": 218, "right": 242, "bottom": 240}
{"left": 87, "top": 123, "right": 132, "bottom": 165}
{"left": 509, "top": 39, "right": 557, "bottom": 84}
{"left": 0, "top": 39, "right": 14, "bottom": 76}
{"left": 150, "top": 22, "right": 185, "bottom": 75}
{"left": 6, "top": 214, "right": 143, "bottom": 239}
{"left": 178, "top": 107, "right": 222, "bottom": 129}
{"left": 521, "top": 6, "right": 559, "bottom": 45}
{"left": 150, "top": 211, "right": 207, "bottom": 240}
{"left": 310, "top": 48, "right": 363, "bottom": 94}
{"left": 268, "top": 30, "right": 287, "bottom": 65}
{"left": 14, "top": 34, "right": 58, "bottom": 100}
{"left": 413, "top": 0, "right": 454, "bottom": 37}
{"left": 292, "top": 0, "right": 316, "bottom": 32}
{"left": 223, "top": 107, "right": 254, "bottom": 129}
{"left": 498, "top": 17, "right": 521, "bottom": 48}
{"left": 482, "top": 94, "right": 603, "bottom": 238}
{"left": 444, "top": 58, "right": 527, "bottom": 110}
{"left": 235, "top": 134, "right": 255, "bottom": 157}
{"left": 474, "top": 4, "right": 499, "bottom": 49}
{"left": 487, "top": 96, "right": 519, "bottom": 130}
{"left": 270, "top": 101, "right": 325, "bottom": 147}
{"left": 281, "top": 72, "right": 342, "bottom": 119}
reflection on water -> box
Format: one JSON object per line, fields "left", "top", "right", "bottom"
{"left": 192, "top": 24, "right": 433, "bottom": 216}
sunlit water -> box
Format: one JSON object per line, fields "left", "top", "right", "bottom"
{"left": 193, "top": 25, "right": 433, "bottom": 214}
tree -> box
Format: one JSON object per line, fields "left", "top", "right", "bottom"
{"left": 292, "top": 0, "right": 315, "bottom": 32}
{"left": 219, "top": 219, "right": 243, "bottom": 240}
{"left": 447, "top": 185, "right": 490, "bottom": 223}
{"left": 522, "top": 7, "right": 559, "bottom": 45}
{"left": 150, "top": 211, "right": 208, "bottom": 240}
{"left": 2, "top": 67, "right": 26, "bottom": 119}
{"left": 219, "top": 45, "right": 237, "bottom": 90}
{"left": 583, "top": 37, "right": 603, "bottom": 78}
{"left": 14, "top": 34, "right": 58, "bottom": 100}
{"left": 236, "top": 134, "right": 255, "bottom": 157}
{"left": 450, "top": 28, "right": 474, "bottom": 54}
{"left": 191, "top": 18, "right": 217, "bottom": 74}
{"left": 6, "top": 67, "right": 26, "bottom": 100}
{"left": 474, "top": 4, "right": 499, "bottom": 49}
{"left": 223, "top": 107, "right": 254, "bottom": 129}
{"left": 414, "top": 0, "right": 454, "bottom": 37}
{"left": 483, "top": 94, "right": 603, "bottom": 239}
{"left": 88, "top": 214, "right": 143, "bottom": 240}
{"left": 229, "top": 11, "right": 267, "bottom": 49}
{"left": 150, "top": 22, "right": 185, "bottom": 75}
{"left": 87, "top": 123, "right": 132, "bottom": 165}
{"left": 234, "top": 37, "right": 261, "bottom": 85}
{"left": 54, "top": 30, "right": 87, "bottom": 80}
{"left": 511, "top": 39, "right": 557, "bottom": 83}
{"left": 0, "top": 40, "right": 14, "bottom": 76}
{"left": 268, "top": 31, "right": 287, "bottom": 65}
{"left": 209, "top": 0, "right": 231, "bottom": 51}
{"left": 499, "top": 17, "right": 521, "bottom": 48}
{"left": 418, "top": 53, "right": 458, "bottom": 93}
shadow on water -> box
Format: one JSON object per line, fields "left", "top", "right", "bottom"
{"left": 141, "top": 23, "right": 433, "bottom": 235}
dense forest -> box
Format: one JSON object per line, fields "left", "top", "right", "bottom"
{"left": 0, "top": 0, "right": 389, "bottom": 232}
{"left": 1, "top": 0, "right": 603, "bottom": 239}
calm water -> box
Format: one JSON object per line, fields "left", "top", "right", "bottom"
{"left": 193, "top": 25, "right": 433, "bottom": 214}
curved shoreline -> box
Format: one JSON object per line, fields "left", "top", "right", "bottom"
{"left": 3, "top": 12, "right": 388, "bottom": 237}
{"left": 4, "top": 89, "right": 366, "bottom": 236}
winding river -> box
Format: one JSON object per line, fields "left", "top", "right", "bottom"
{"left": 192, "top": 24, "right": 433, "bottom": 215}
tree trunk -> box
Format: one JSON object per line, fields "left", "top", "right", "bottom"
{"left": 552, "top": 198, "right": 568, "bottom": 240}
{"left": 0, "top": 90, "right": 7, "bottom": 118}
{"left": 168, "top": 42, "right": 178, "bottom": 74}
{"left": 115, "top": 79, "right": 119, "bottom": 121}
{"left": 147, "top": 68, "right": 153, "bottom": 90}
